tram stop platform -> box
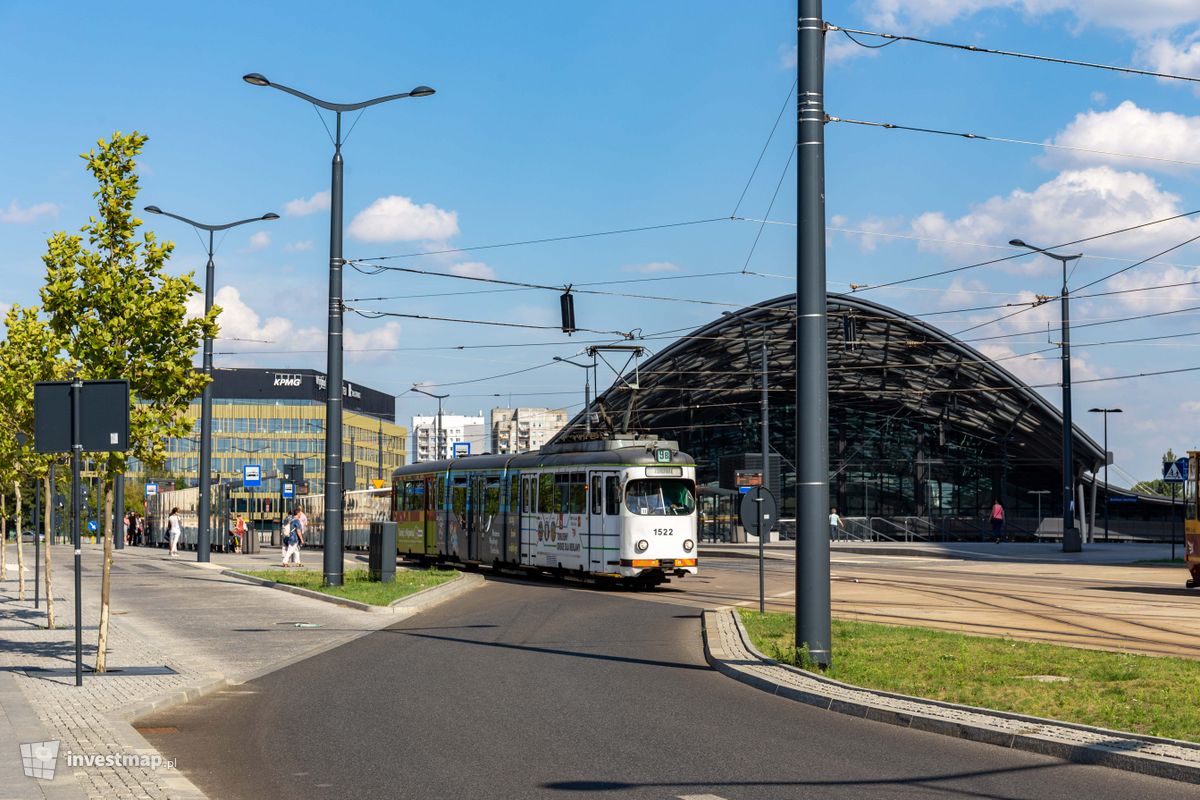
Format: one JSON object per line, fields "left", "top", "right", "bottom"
{"left": 701, "top": 539, "right": 1183, "bottom": 565}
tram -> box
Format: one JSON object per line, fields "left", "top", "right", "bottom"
{"left": 1186, "top": 450, "right": 1200, "bottom": 589}
{"left": 391, "top": 436, "right": 699, "bottom": 586}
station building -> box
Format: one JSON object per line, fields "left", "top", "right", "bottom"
{"left": 552, "top": 293, "right": 1147, "bottom": 540}
{"left": 131, "top": 367, "right": 407, "bottom": 496}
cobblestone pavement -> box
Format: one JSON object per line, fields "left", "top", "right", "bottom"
{"left": 703, "top": 607, "right": 1200, "bottom": 785}
{"left": 0, "top": 541, "right": 441, "bottom": 800}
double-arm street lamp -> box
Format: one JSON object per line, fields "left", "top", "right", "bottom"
{"left": 553, "top": 356, "right": 594, "bottom": 435}
{"left": 1010, "top": 238, "right": 1083, "bottom": 553}
{"left": 411, "top": 386, "right": 448, "bottom": 461}
{"left": 243, "top": 73, "right": 434, "bottom": 587}
{"left": 1087, "top": 407, "right": 1122, "bottom": 542}
{"left": 143, "top": 205, "right": 278, "bottom": 562}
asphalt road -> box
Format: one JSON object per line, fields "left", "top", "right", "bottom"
{"left": 140, "top": 576, "right": 1197, "bottom": 800}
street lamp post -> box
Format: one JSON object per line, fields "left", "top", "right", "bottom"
{"left": 143, "top": 206, "right": 278, "bottom": 562}
{"left": 244, "top": 73, "right": 434, "bottom": 587}
{"left": 412, "top": 386, "right": 448, "bottom": 461}
{"left": 1010, "top": 238, "right": 1083, "bottom": 553}
{"left": 1087, "top": 407, "right": 1122, "bottom": 542}
{"left": 553, "top": 356, "right": 592, "bottom": 435}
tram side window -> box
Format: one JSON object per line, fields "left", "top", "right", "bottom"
{"left": 605, "top": 476, "right": 621, "bottom": 516}
{"left": 567, "top": 472, "right": 586, "bottom": 514}
{"left": 508, "top": 476, "right": 519, "bottom": 515}
{"left": 403, "top": 480, "right": 424, "bottom": 512}
{"left": 484, "top": 478, "right": 501, "bottom": 516}
{"left": 451, "top": 478, "right": 468, "bottom": 518}
{"left": 538, "top": 473, "right": 560, "bottom": 513}
{"left": 521, "top": 477, "right": 532, "bottom": 513}
{"left": 591, "top": 476, "right": 603, "bottom": 515}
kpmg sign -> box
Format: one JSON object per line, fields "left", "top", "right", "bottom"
{"left": 209, "top": 368, "right": 393, "bottom": 421}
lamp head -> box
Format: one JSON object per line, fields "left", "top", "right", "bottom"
{"left": 410, "top": 85, "right": 436, "bottom": 97}
{"left": 1009, "top": 239, "right": 1029, "bottom": 248}
{"left": 262, "top": 212, "right": 280, "bottom": 220}
{"left": 144, "top": 205, "right": 163, "bottom": 215}
{"left": 243, "top": 73, "right": 270, "bottom": 87}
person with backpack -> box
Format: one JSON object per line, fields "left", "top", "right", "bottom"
{"left": 990, "top": 499, "right": 1005, "bottom": 543}
{"left": 281, "top": 508, "right": 305, "bottom": 567}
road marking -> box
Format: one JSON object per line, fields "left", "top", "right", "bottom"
{"left": 771, "top": 589, "right": 795, "bottom": 598}
{"left": 677, "top": 795, "right": 729, "bottom": 800}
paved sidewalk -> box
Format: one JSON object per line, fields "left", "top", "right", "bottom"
{"left": 0, "top": 541, "right": 472, "bottom": 800}
{"left": 703, "top": 607, "right": 1200, "bottom": 784}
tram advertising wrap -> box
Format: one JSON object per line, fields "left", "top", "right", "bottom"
{"left": 391, "top": 437, "right": 698, "bottom": 586}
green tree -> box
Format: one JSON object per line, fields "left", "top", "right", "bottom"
{"left": 40, "top": 132, "right": 217, "bottom": 671}
{"left": 0, "top": 305, "right": 71, "bottom": 625}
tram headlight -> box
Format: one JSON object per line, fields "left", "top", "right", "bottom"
{"left": 683, "top": 539, "right": 694, "bottom": 552}
{"left": 635, "top": 539, "right": 649, "bottom": 553}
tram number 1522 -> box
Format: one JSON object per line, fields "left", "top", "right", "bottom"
{"left": 653, "top": 528, "right": 674, "bottom": 536}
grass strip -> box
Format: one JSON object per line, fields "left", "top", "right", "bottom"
{"left": 241, "top": 567, "right": 457, "bottom": 606}
{"left": 739, "top": 610, "right": 1200, "bottom": 743}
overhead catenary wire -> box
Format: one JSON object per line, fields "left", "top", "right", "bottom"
{"left": 828, "top": 23, "right": 1200, "bottom": 85}
{"left": 732, "top": 76, "right": 797, "bottom": 218}
{"left": 827, "top": 115, "right": 1200, "bottom": 170}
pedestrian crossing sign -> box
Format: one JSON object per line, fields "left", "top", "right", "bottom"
{"left": 1163, "top": 458, "right": 1188, "bottom": 483}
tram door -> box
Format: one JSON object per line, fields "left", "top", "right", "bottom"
{"left": 588, "top": 472, "right": 619, "bottom": 572}
{"left": 423, "top": 476, "right": 437, "bottom": 555}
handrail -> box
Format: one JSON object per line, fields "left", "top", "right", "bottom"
{"left": 840, "top": 516, "right": 873, "bottom": 542}
{"left": 904, "top": 516, "right": 938, "bottom": 543}
{"left": 868, "top": 516, "right": 904, "bottom": 542}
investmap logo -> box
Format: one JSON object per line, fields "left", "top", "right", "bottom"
{"left": 20, "top": 740, "right": 59, "bottom": 780}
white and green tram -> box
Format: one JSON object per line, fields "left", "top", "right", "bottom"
{"left": 391, "top": 437, "right": 698, "bottom": 586}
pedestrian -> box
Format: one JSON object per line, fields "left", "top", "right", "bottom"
{"left": 167, "top": 507, "right": 182, "bottom": 557}
{"left": 280, "top": 509, "right": 293, "bottom": 564}
{"left": 990, "top": 499, "right": 1005, "bottom": 543}
{"left": 829, "top": 507, "right": 844, "bottom": 542}
{"left": 281, "top": 508, "right": 305, "bottom": 567}
{"left": 232, "top": 514, "right": 247, "bottom": 554}
{"left": 135, "top": 515, "right": 144, "bottom": 546}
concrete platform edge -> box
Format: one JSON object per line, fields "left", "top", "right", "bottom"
{"left": 701, "top": 608, "right": 1200, "bottom": 785}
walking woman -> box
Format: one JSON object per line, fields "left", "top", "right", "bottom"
{"left": 167, "top": 507, "right": 182, "bottom": 557}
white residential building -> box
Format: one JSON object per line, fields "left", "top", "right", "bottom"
{"left": 491, "top": 407, "right": 569, "bottom": 455}
{"left": 411, "top": 413, "right": 487, "bottom": 462}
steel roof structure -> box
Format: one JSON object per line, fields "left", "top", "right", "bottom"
{"left": 553, "top": 293, "right": 1105, "bottom": 521}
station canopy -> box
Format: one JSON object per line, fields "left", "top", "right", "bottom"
{"left": 552, "top": 293, "right": 1105, "bottom": 521}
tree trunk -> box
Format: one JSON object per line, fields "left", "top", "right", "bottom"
{"left": 0, "top": 491, "right": 7, "bottom": 583}
{"left": 15, "top": 481, "right": 25, "bottom": 601}
{"left": 95, "top": 475, "right": 114, "bottom": 673}
{"left": 43, "top": 474, "right": 54, "bottom": 629}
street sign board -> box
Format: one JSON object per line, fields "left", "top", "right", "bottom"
{"left": 452, "top": 441, "right": 470, "bottom": 457}
{"left": 243, "top": 464, "right": 262, "bottom": 488}
{"left": 34, "top": 380, "right": 130, "bottom": 453}
{"left": 87, "top": 520, "right": 97, "bottom": 532}
{"left": 371, "top": 479, "right": 388, "bottom": 489}
{"left": 1163, "top": 457, "right": 1189, "bottom": 483}
{"left": 738, "top": 486, "right": 753, "bottom": 494}
{"left": 145, "top": 483, "right": 158, "bottom": 497}
{"left": 739, "top": 486, "right": 778, "bottom": 534}
{"left": 282, "top": 482, "right": 295, "bottom": 499}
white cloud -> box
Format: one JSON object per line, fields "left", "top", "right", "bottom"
{"left": 779, "top": 43, "right": 797, "bottom": 69}
{"left": 1104, "top": 263, "right": 1200, "bottom": 312}
{"left": 1182, "top": 400, "right": 1200, "bottom": 412}
{"left": 449, "top": 261, "right": 496, "bottom": 279}
{"left": 1137, "top": 32, "right": 1200, "bottom": 92}
{"left": 186, "top": 285, "right": 324, "bottom": 355}
{"left": 345, "top": 321, "right": 403, "bottom": 361}
{"left": 622, "top": 261, "right": 681, "bottom": 273}
{"left": 836, "top": 216, "right": 903, "bottom": 253}
{"left": 284, "top": 191, "right": 331, "bottom": 217}
{"left": 938, "top": 278, "right": 990, "bottom": 309}
{"left": 1047, "top": 101, "right": 1200, "bottom": 172}
{"left": 244, "top": 231, "right": 270, "bottom": 252}
{"left": 285, "top": 240, "right": 315, "bottom": 252}
{"left": 910, "top": 166, "right": 1200, "bottom": 266}
{"left": 1090, "top": 91, "right": 1107, "bottom": 104}
{"left": 1, "top": 200, "right": 58, "bottom": 224}
{"left": 347, "top": 195, "right": 459, "bottom": 243}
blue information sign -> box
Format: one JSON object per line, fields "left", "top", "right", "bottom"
{"left": 243, "top": 464, "right": 262, "bottom": 488}
{"left": 1163, "top": 457, "right": 1189, "bottom": 483}
{"left": 282, "top": 482, "right": 295, "bottom": 499}
{"left": 145, "top": 482, "right": 158, "bottom": 497}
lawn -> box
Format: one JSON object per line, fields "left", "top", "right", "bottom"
{"left": 242, "top": 567, "right": 458, "bottom": 606}
{"left": 740, "top": 610, "right": 1200, "bottom": 743}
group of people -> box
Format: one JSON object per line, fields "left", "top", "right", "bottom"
{"left": 281, "top": 507, "right": 307, "bottom": 567}
{"left": 827, "top": 500, "right": 1008, "bottom": 542}
{"left": 155, "top": 506, "right": 309, "bottom": 563}
{"left": 122, "top": 512, "right": 146, "bottom": 546}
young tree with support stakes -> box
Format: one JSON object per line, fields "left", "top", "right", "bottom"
{"left": 0, "top": 305, "right": 72, "bottom": 626}
{"left": 40, "top": 132, "right": 217, "bottom": 672}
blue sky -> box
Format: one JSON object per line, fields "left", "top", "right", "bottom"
{"left": 3, "top": 1, "right": 1200, "bottom": 485}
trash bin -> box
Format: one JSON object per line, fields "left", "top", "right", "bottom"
{"left": 368, "top": 521, "right": 397, "bottom": 583}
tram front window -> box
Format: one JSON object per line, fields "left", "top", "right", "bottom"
{"left": 625, "top": 479, "right": 696, "bottom": 516}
